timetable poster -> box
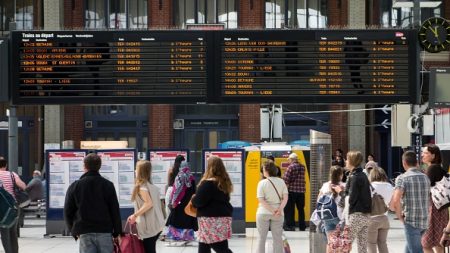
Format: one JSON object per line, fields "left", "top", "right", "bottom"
{"left": 204, "top": 151, "right": 243, "bottom": 208}
{"left": 149, "top": 150, "right": 188, "bottom": 198}
{"left": 97, "top": 151, "right": 135, "bottom": 208}
{"left": 48, "top": 151, "right": 85, "bottom": 208}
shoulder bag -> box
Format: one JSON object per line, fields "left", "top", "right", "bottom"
{"left": 370, "top": 185, "right": 388, "bottom": 216}
{"left": 10, "top": 173, "right": 30, "bottom": 208}
{"left": 267, "top": 178, "right": 291, "bottom": 253}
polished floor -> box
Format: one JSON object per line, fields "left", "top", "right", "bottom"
{"left": 4, "top": 214, "right": 408, "bottom": 253}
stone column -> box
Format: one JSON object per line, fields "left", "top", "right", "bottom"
{"left": 347, "top": 0, "right": 366, "bottom": 156}
{"left": 43, "top": 0, "right": 64, "bottom": 145}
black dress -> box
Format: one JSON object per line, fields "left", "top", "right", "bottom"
{"left": 165, "top": 183, "right": 198, "bottom": 241}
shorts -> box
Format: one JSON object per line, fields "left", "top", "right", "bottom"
{"left": 322, "top": 217, "right": 340, "bottom": 235}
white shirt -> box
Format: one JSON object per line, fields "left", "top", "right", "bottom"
{"left": 318, "top": 181, "right": 346, "bottom": 220}
{"left": 256, "top": 177, "right": 288, "bottom": 215}
{"left": 371, "top": 181, "right": 394, "bottom": 206}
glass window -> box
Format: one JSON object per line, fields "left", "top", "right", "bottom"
{"left": 380, "top": 2, "right": 442, "bottom": 28}
{"left": 266, "top": 0, "right": 327, "bottom": 28}
{"left": 0, "top": 1, "right": 14, "bottom": 34}
{"left": 174, "top": 0, "right": 237, "bottom": 29}
{"left": 85, "top": 0, "right": 106, "bottom": 28}
{"left": 85, "top": 0, "right": 148, "bottom": 29}
{"left": 1, "top": 0, "right": 35, "bottom": 34}
{"left": 129, "top": 0, "right": 147, "bottom": 28}
{"left": 16, "top": 0, "right": 33, "bottom": 30}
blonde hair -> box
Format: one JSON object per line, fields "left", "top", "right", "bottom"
{"left": 199, "top": 156, "right": 233, "bottom": 194}
{"left": 369, "top": 167, "right": 388, "bottom": 182}
{"left": 131, "top": 160, "right": 152, "bottom": 201}
{"left": 346, "top": 150, "right": 363, "bottom": 168}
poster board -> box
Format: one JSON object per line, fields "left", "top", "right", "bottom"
{"left": 96, "top": 149, "right": 136, "bottom": 208}
{"left": 148, "top": 149, "right": 189, "bottom": 198}
{"left": 203, "top": 149, "right": 245, "bottom": 234}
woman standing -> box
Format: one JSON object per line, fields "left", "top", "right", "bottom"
{"left": 256, "top": 160, "right": 288, "bottom": 253}
{"left": 317, "top": 166, "right": 345, "bottom": 253}
{"left": 192, "top": 156, "right": 233, "bottom": 253}
{"left": 367, "top": 167, "right": 394, "bottom": 253}
{"left": 166, "top": 162, "right": 197, "bottom": 245}
{"left": 422, "top": 148, "right": 448, "bottom": 253}
{"left": 166, "top": 155, "right": 185, "bottom": 216}
{"left": 128, "top": 160, "right": 165, "bottom": 253}
{"left": 335, "top": 150, "right": 372, "bottom": 253}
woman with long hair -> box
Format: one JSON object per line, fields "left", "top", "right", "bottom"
{"left": 367, "top": 167, "right": 394, "bottom": 253}
{"left": 161, "top": 155, "right": 185, "bottom": 241}
{"left": 192, "top": 156, "right": 233, "bottom": 253}
{"left": 127, "top": 160, "right": 165, "bottom": 253}
{"left": 422, "top": 156, "right": 448, "bottom": 253}
{"left": 334, "top": 151, "right": 372, "bottom": 253}
{"left": 165, "top": 162, "right": 197, "bottom": 245}
{"left": 317, "top": 166, "right": 345, "bottom": 253}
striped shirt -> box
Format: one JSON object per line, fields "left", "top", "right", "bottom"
{"left": 0, "top": 170, "right": 19, "bottom": 199}
{"left": 282, "top": 162, "right": 306, "bottom": 193}
{"left": 395, "top": 167, "right": 430, "bottom": 230}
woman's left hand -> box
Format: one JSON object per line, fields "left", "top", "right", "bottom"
{"left": 127, "top": 214, "right": 137, "bottom": 224}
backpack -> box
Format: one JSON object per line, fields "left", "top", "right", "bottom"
{"left": 316, "top": 194, "right": 338, "bottom": 220}
{"left": 0, "top": 183, "right": 19, "bottom": 228}
{"left": 430, "top": 175, "right": 450, "bottom": 210}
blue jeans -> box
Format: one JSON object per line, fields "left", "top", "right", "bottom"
{"left": 79, "top": 233, "right": 113, "bottom": 253}
{"left": 404, "top": 223, "right": 426, "bottom": 253}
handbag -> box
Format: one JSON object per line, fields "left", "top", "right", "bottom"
{"left": 184, "top": 198, "right": 197, "bottom": 217}
{"left": 431, "top": 175, "right": 450, "bottom": 210}
{"left": 10, "top": 172, "right": 30, "bottom": 208}
{"left": 282, "top": 234, "right": 291, "bottom": 253}
{"left": 119, "top": 222, "right": 145, "bottom": 253}
{"left": 370, "top": 186, "right": 388, "bottom": 216}
{"left": 328, "top": 222, "right": 352, "bottom": 253}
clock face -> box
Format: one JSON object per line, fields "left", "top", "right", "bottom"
{"left": 419, "top": 17, "right": 450, "bottom": 53}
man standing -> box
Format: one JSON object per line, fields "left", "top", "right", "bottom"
{"left": 390, "top": 151, "right": 430, "bottom": 253}
{"left": 282, "top": 153, "right": 306, "bottom": 231}
{"left": 64, "top": 153, "right": 122, "bottom": 253}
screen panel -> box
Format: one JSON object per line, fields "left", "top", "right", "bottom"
{"left": 11, "top": 31, "right": 212, "bottom": 104}
{"left": 0, "top": 38, "right": 8, "bottom": 102}
{"left": 216, "top": 30, "right": 418, "bottom": 104}
{"left": 430, "top": 67, "right": 450, "bottom": 107}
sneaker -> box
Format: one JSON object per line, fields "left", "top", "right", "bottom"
{"left": 283, "top": 226, "right": 295, "bottom": 231}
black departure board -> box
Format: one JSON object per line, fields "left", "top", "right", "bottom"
{"left": 10, "top": 30, "right": 419, "bottom": 104}
{"left": 11, "top": 31, "right": 213, "bottom": 104}
{"left": 217, "top": 30, "right": 418, "bottom": 103}
{"left": 0, "top": 38, "right": 8, "bottom": 102}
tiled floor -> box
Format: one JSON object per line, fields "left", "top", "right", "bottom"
{"left": 5, "top": 214, "right": 407, "bottom": 253}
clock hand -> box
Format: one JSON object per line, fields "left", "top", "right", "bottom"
{"left": 431, "top": 26, "right": 439, "bottom": 36}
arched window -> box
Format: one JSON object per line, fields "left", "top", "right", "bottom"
{"left": 85, "top": 0, "right": 148, "bottom": 29}
{"left": 265, "top": 0, "right": 327, "bottom": 29}
{"left": 174, "top": 0, "right": 237, "bottom": 29}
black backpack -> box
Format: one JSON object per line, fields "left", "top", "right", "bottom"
{"left": 0, "top": 182, "right": 19, "bottom": 228}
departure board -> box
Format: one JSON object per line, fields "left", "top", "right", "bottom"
{"left": 10, "top": 30, "right": 419, "bottom": 104}
{"left": 217, "top": 30, "right": 418, "bottom": 103}
{"left": 11, "top": 31, "right": 212, "bottom": 104}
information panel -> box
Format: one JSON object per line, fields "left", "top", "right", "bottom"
{"left": 217, "top": 30, "right": 418, "bottom": 103}
{"left": 47, "top": 150, "right": 86, "bottom": 209}
{"left": 148, "top": 150, "right": 188, "bottom": 197}
{"left": 11, "top": 31, "right": 211, "bottom": 104}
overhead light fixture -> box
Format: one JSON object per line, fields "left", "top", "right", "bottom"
{"left": 392, "top": 0, "right": 442, "bottom": 8}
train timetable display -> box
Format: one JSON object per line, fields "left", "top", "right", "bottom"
{"left": 218, "top": 30, "right": 418, "bottom": 104}
{"left": 11, "top": 31, "right": 211, "bottom": 104}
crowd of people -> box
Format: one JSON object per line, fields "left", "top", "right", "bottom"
{"left": 319, "top": 144, "right": 448, "bottom": 253}
{"left": 1, "top": 142, "right": 447, "bottom": 253}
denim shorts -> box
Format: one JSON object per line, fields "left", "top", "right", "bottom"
{"left": 322, "top": 217, "right": 340, "bottom": 234}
